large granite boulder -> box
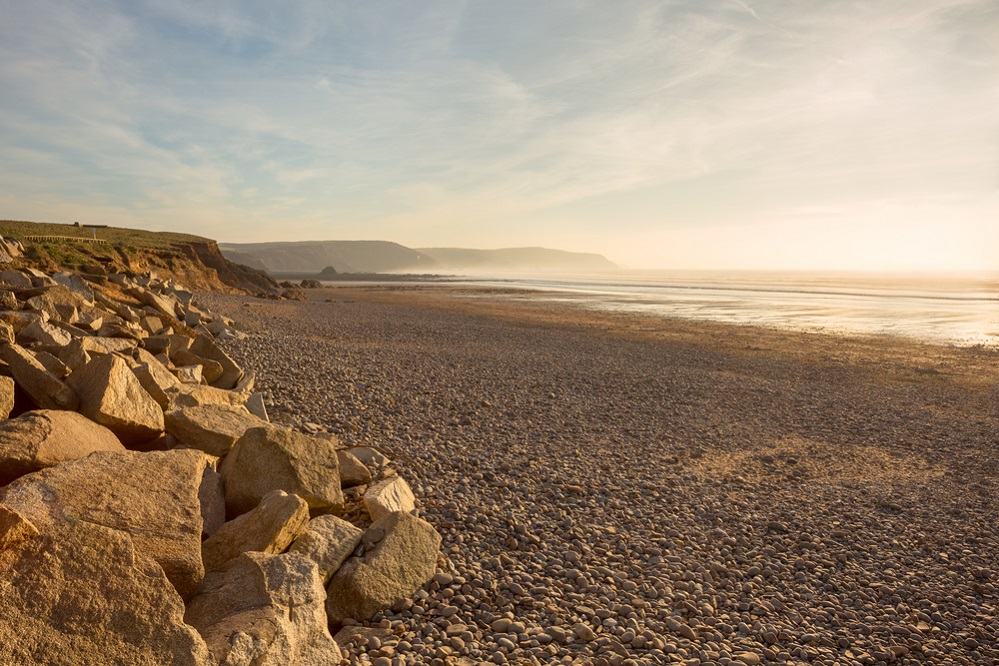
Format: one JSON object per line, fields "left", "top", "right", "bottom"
{"left": 289, "top": 514, "right": 364, "bottom": 583}
{"left": 185, "top": 552, "right": 342, "bottom": 666}
{"left": 0, "top": 343, "right": 79, "bottom": 411}
{"left": 165, "top": 404, "right": 267, "bottom": 458}
{"left": 0, "top": 510, "right": 212, "bottom": 666}
{"left": 221, "top": 425, "right": 343, "bottom": 517}
{"left": 0, "top": 410, "right": 124, "bottom": 485}
{"left": 325, "top": 511, "right": 441, "bottom": 623}
{"left": 0, "top": 449, "right": 215, "bottom": 598}
{"left": 67, "top": 354, "right": 164, "bottom": 445}
{"left": 364, "top": 475, "right": 416, "bottom": 521}
{"left": 201, "top": 490, "right": 309, "bottom": 573}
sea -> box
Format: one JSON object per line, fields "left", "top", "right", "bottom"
{"left": 414, "top": 271, "right": 999, "bottom": 348}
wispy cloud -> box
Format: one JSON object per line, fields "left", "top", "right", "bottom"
{"left": 0, "top": 0, "right": 997, "bottom": 268}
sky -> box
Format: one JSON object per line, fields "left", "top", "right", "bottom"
{"left": 1, "top": 0, "right": 998, "bottom": 270}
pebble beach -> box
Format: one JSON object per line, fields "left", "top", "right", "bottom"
{"left": 203, "top": 285, "right": 999, "bottom": 666}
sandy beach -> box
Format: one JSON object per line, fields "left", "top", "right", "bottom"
{"left": 202, "top": 285, "right": 999, "bottom": 665}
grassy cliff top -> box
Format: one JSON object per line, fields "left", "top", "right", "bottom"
{"left": 0, "top": 219, "right": 208, "bottom": 248}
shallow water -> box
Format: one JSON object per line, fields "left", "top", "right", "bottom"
{"left": 442, "top": 271, "right": 999, "bottom": 347}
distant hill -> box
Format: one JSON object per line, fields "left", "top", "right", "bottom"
{"left": 221, "top": 240, "right": 616, "bottom": 274}
{"left": 417, "top": 247, "right": 616, "bottom": 272}
{"left": 218, "top": 241, "right": 435, "bottom": 274}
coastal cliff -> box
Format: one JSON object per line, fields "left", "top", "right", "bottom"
{"left": 0, "top": 219, "right": 280, "bottom": 296}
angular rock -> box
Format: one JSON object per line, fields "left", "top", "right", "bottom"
{"left": 245, "top": 391, "right": 268, "bottom": 421}
{"left": 0, "top": 343, "right": 79, "bottom": 410}
{"left": 165, "top": 404, "right": 268, "bottom": 457}
{"left": 140, "top": 314, "right": 164, "bottom": 334}
{"left": 0, "top": 448, "right": 215, "bottom": 598}
{"left": 0, "top": 309, "right": 43, "bottom": 334}
{"left": 185, "top": 552, "right": 341, "bottom": 666}
{"left": 77, "top": 334, "right": 138, "bottom": 355}
{"left": 33, "top": 350, "right": 69, "bottom": 378}
{"left": 127, "top": 286, "right": 179, "bottom": 319}
{"left": 364, "top": 475, "right": 416, "bottom": 522}
{"left": 289, "top": 514, "right": 364, "bottom": 583}
{"left": 176, "top": 364, "right": 203, "bottom": 384}
{"left": 202, "top": 490, "right": 309, "bottom": 572}
{"left": 325, "top": 511, "right": 441, "bottom": 623}
{"left": 51, "top": 271, "right": 96, "bottom": 301}
{"left": 221, "top": 425, "right": 343, "bottom": 517}
{"left": 168, "top": 383, "right": 251, "bottom": 410}
{"left": 0, "top": 515, "right": 212, "bottom": 666}
{"left": 18, "top": 317, "right": 72, "bottom": 347}
{"left": 349, "top": 445, "right": 391, "bottom": 473}
{"left": 338, "top": 448, "right": 373, "bottom": 487}
{"left": 0, "top": 376, "right": 13, "bottom": 419}
{"left": 0, "top": 320, "right": 13, "bottom": 344}
{"left": 0, "top": 270, "right": 32, "bottom": 289}
{"left": 132, "top": 361, "right": 181, "bottom": 409}
{"left": 0, "top": 409, "right": 124, "bottom": 485}
{"left": 67, "top": 354, "right": 164, "bottom": 445}
{"left": 190, "top": 333, "right": 243, "bottom": 389}
{"left": 174, "top": 348, "right": 224, "bottom": 384}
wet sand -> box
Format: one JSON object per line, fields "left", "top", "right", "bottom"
{"left": 202, "top": 284, "right": 999, "bottom": 665}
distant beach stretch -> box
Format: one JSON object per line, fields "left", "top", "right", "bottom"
{"left": 316, "top": 271, "right": 999, "bottom": 348}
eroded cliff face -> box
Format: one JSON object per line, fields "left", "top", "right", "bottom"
{"left": 12, "top": 237, "right": 278, "bottom": 296}
{"left": 184, "top": 241, "right": 279, "bottom": 296}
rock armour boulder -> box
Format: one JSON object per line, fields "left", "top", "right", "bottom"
{"left": 326, "top": 511, "right": 441, "bottom": 623}
{"left": 221, "top": 425, "right": 344, "bottom": 517}
{"left": 0, "top": 513, "right": 212, "bottom": 666}
{"left": 0, "top": 449, "right": 214, "bottom": 598}
{"left": 67, "top": 354, "right": 164, "bottom": 445}
{"left": 186, "top": 551, "right": 342, "bottom": 666}
{"left": 201, "top": 490, "right": 309, "bottom": 572}
{"left": 0, "top": 410, "right": 124, "bottom": 485}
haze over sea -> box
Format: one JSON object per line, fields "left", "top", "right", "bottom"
{"left": 419, "top": 271, "right": 999, "bottom": 347}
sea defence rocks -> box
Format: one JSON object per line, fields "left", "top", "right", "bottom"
{"left": 220, "top": 425, "right": 344, "bottom": 516}
{"left": 0, "top": 515, "right": 212, "bottom": 666}
{"left": 186, "top": 552, "right": 341, "bottom": 666}
{"left": 0, "top": 261, "right": 440, "bottom": 665}
{"left": 0, "top": 449, "right": 214, "bottom": 598}
{"left": 0, "top": 343, "right": 79, "bottom": 411}
{"left": 201, "top": 490, "right": 309, "bottom": 572}
{"left": 326, "top": 511, "right": 441, "bottom": 624}
{"left": 165, "top": 403, "right": 267, "bottom": 457}
{"left": 289, "top": 514, "right": 364, "bottom": 583}
{"left": 364, "top": 474, "right": 416, "bottom": 521}
{"left": 67, "top": 354, "right": 164, "bottom": 445}
{"left": 0, "top": 410, "right": 123, "bottom": 485}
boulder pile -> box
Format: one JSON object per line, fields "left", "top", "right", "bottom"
{"left": 0, "top": 264, "right": 440, "bottom": 665}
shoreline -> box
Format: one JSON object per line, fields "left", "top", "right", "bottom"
{"left": 302, "top": 284, "right": 999, "bottom": 388}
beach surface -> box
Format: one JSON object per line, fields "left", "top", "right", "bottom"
{"left": 202, "top": 285, "right": 999, "bottom": 665}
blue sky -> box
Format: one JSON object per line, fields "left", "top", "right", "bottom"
{"left": 1, "top": 0, "right": 997, "bottom": 269}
